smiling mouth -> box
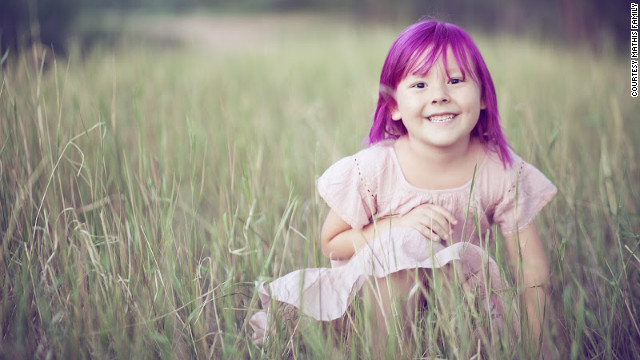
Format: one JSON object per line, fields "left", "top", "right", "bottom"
{"left": 427, "top": 114, "right": 456, "bottom": 123}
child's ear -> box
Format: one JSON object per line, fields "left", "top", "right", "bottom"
{"left": 391, "top": 106, "right": 402, "bottom": 121}
{"left": 480, "top": 97, "right": 487, "bottom": 110}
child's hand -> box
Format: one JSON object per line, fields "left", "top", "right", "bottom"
{"left": 394, "top": 204, "right": 457, "bottom": 243}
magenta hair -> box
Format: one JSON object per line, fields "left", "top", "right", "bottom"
{"left": 368, "top": 18, "right": 512, "bottom": 166}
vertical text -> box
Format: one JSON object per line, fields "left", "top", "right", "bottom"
{"left": 632, "top": 4, "right": 638, "bottom": 97}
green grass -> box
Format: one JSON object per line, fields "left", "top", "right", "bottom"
{"left": 1, "top": 14, "right": 639, "bottom": 359}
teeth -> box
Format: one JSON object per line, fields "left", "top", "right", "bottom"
{"left": 428, "top": 114, "right": 455, "bottom": 123}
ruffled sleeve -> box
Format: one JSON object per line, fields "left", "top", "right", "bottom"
{"left": 317, "top": 155, "right": 377, "bottom": 230}
{"left": 493, "top": 159, "right": 557, "bottom": 236}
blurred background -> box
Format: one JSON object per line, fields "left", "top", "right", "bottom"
{"left": 1, "top": 1, "right": 638, "bottom": 359}
{"left": 0, "top": 0, "right": 630, "bottom": 57}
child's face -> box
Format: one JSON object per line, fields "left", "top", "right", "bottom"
{"left": 391, "top": 47, "right": 485, "bottom": 152}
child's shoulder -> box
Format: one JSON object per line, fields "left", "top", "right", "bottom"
{"left": 319, "top": 140, "right": 396, "bottom": 182}
{"left": 354, "top": 140, "right": 395, "bottom": 160}
{"left": 479, "top": 147, "right": 525, "bottom": 186}
{"left": 352, "top": 140, "right": 397, "bottom": 173}
{"left": 482, "top": 147, "right": 524, "bottom": 172}
{"left": 480, "top": 147, "right": 556, "bottom": 197}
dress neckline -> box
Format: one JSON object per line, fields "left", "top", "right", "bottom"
{"left": 384, "top": 141, "right": 489, "bottom": 193}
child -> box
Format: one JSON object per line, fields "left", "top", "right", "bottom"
{"left": 250, "top": 17, "right": 558, "bottom": 357}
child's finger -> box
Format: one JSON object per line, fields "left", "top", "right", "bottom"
{"left": 418, "top": 225, "right": 443, "bottom": 242}
{"left": 426, "top": 204, "right": 458, "bottom": 225}
{"left": 422, "top": 219, "right": 451, "bottom": 241}
{"left": 413, "top": 204, "right": 455, "bottom": 226}
{"left": 419, "top": 208, "right": 454, "bottom": 237}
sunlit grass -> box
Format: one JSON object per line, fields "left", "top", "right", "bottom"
{"left": 1, "top": 14, "right": 638, "bottom": 359}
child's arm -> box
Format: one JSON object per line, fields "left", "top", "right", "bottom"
{"left": 321, "top": 204, "right": 457, "bottom": 260}
{"left": 504, "top": 224, "right": 557, "bottom": 357}
{"left": 320, "top": 210, "right": 381, "bottom": 260}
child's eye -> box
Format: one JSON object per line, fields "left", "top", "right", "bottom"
{"left": 448, "top": 78, "right": 462, "bottom": 85}
{"left": 411, "top": 82, "right": 426, "bottom": 89}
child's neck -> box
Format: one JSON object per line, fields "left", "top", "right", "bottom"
{"left": 394, "top": 136, "right": 485, "bottom": 190}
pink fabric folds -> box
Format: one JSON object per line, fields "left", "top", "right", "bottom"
{"left": 249, "top": 227, "right": 515, "bottom": 345}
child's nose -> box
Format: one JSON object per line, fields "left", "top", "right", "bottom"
{"left": 429, "top": 82, "right": 449, "bottom": 104}
{"left": 431, "top": 96, "right": 449, "bottom": 104}
{"left": 429, "top": 90, "right": 449, "bottom": 104}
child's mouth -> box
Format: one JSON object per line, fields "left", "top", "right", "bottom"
{"left": 427, "top": 114, "right": 456, "bottom": 123}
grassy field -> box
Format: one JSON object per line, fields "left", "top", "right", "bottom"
{"left": 1, "top": 13, "right": 639, "bottom": 359}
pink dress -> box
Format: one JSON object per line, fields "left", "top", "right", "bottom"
{"left": 249, "top": 141, "right": 557, "bottom": 344}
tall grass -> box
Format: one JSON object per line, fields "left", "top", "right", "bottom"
{"left": 1, "top": 15, "right": 639, "bottom": 358}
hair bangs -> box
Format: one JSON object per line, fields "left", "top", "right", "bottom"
{"left": 404, "top": 43, "right": 440, "bottom": 78}
{"left": 402, "top": 25, "right": 480, "bottom": 89}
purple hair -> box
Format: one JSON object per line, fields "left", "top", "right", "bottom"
{"left": 368, "top": 18, "right": 512, "bottom": 167}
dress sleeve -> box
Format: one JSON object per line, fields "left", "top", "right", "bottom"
{"left": 493, "top": 160, "right": 557, "bottom": 236}
{"left": 316, "top": 155, "right": 376, "bottom": 230}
